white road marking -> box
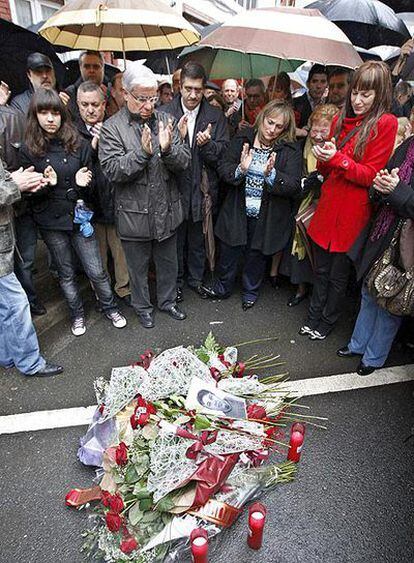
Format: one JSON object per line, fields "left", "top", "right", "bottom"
{"left": 0, "top": 364, "right": 413, "bottom": 436}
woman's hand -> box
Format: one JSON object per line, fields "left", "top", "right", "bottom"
{"left": 373, "top": 167, "right": 400, "bottom": 195}
{"left": 0, "top": 81, "right": 10, "bottom": 106}
{"left": 312, "top": 137, "right": 337, "bottom": 162}
{"left": 264, "top": 152, "right": 276, "bottom": 177}
{"left": 75, "top": 167, "right": 92, "bottom": 187}
{"left": 43, "top": 165, "right": 58, "bottom": 186}
{"left": 239, "top": 143, "right": 253, "bottom": 174}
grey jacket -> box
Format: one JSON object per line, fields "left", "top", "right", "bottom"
{"left": 99, "top": 107, "right": 191, "bottom": 242}
{"left": 0, "top": 159, "right": 20, "bottom": 278}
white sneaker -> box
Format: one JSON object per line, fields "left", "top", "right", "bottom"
{"left": 299, "top": 325, "right": 314, "bottom": 336}
{"left": 71, "top": 317, "right": 86, "bottom": 336}
{"left": 309, "top": 329, "right": 327, "bottom": 340}
{"left": 106, "top": 310, "right": 127, "bottom": 329}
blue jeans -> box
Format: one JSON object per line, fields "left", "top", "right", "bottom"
{"left": 41, "top": 229, "right": 117, "bottom": 319}
{"left": 348, "top": 286, "right": 403, "bottom": 368}
{"left": 0, "top": 272, "right": 46, "bottom": 375}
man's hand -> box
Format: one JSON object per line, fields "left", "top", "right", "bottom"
{"left": 225, "top": 101, "right": 239, "bottom": 118}
{"left": 264, "top": 152, "right": 276, "bottom": 177}
{"left": 392, "top": 39, "right": 414, "bottom": 76}
{"left": 59, "top": 92, "right": 70, "bottom": 106}
{"left": 239, "top": 143, "right": 253, "bottom": 174}
{"left": 75, "top": 167, "right": 92, "bottom": 187}
{"left": 159, "top": 118, "right": 173, "bottom": 153}
{"left": 0, "top": 81, "right": 11, "bottom": 106}
{"left": 196, "top": 123, "right": 212, "bottom": 147}
{"left": 142, "top": 124, "right": 153, "bottom": 155}
{"left": 373, "top": 167, "right": 400, "bottom": 195}
{"left": 177, "top": 114, "right": 188, "bottom": 140}
{"left": 238, "top": 119, "right": 250, "bottom": 131}
{"left": 10, "top": 166, "right": 47, "bottom": 193}
{"left": 43, "top": 165, "right": 58, "bottom": 186}
{"left": 91, "top": 122, "right": 103, "bottom": 150}
{"left": 312, "top": 137, "right": 337, "bottom": 162}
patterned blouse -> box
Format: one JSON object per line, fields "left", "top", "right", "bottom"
{"left": 235, "top": 147, "right": 276, "bottom": 218}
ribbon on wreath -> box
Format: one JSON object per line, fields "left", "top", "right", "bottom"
{"left": 186, "top": 430, "right": 218, "bottom": 460}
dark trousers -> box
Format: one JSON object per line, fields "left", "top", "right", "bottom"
{"left": 306, "top": 242, "right": 352, "bottom": 334}
{"left": 214, "top": 217, "right": 267, "bottom": 302}
{"left": 41, "top": 229, "right": 117, "bottom": 319}
{"left": 177, "top": 218, "right": 206, "bottom": 288}
{"left": 14, "top": 213, "right": 38, "bottom": 305}
{"left": 122, "top": 234, "right": 177, "bottom": 314}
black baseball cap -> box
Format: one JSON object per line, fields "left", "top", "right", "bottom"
{"left": 27, "top": 52, "right": 53, "bottom": 71}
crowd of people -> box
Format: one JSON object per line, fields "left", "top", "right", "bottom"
{"left": 0, "top": 45, "right": 413, "bottom": 378}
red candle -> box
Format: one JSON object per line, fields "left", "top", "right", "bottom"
{"left": 247, "top": 502, "right": 267, "bottom": 549}
{"left": 190, "top": 528, "right": 208, "bottom": 563}
{"left": 288, "top": 430, "right": 304, "bottom": 463}
{"left": 291, "top": 422, "right": 306, "bottom": 436}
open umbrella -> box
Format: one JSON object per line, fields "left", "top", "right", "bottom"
{"left": 306, "top": 0, "right": 411, "bottom": 49}
{"left": 185, "top": 6, "right": 362, "bottom": 80}
{"left": 0, "top": 18, "right": 66, "bottom": 96}
{"left": 39, "top": 0, "right": 199, "bottom": 60}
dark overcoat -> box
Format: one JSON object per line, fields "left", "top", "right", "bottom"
{"left": 162, "top": 96, "right": 228, "bottom": 222}
{"left": 215, "top": 128, "right": 302, "bottom": 255}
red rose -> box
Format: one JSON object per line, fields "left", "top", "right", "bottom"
{"left": 109, "top": 493, "right": 124, "bottom": 513}
{"left": 101, "top": 490, "right": 112, "bottom": 507}
{"left": 120, "top": 536, "right": 138, "bottom": 554}
{"left": 115, "top": 442, "right": 128, "bottom": 466}
{"left": 105, "top": 511, "right": 122, "bottom": 532}
{"left": 130, "top": 396, "right": 156, "bottom": 428}
{"left": 247, "top": 404, "right": 267, "bottom": 420}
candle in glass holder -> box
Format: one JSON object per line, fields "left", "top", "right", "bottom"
{"left": 190, "top": 528, "right": 208, "bottom": 563}
{"left": 247, "top": 502, "right": 267, "bottom": 549}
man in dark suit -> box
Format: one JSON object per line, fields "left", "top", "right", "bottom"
{"left": 294, "top": 64, "right": 328, "bottom": 132}
{"left": 162, "top": 61, "right": 229, "bottom": 301}
{"left": 76, "top": 81, "right": 131, "bottom": 306}
{"left": 65, "top": 51, "right": 105, "bottom": 124}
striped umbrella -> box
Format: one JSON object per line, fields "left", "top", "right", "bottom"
{"left": 38, "top": 0, "right": 200, "bottom": 56}
{"left": 195, "top": 6, "right": 362, "bottom": 79}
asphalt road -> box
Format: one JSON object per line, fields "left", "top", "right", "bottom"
{"left": 1, "top": 278, "right": 413, "bottom": 563}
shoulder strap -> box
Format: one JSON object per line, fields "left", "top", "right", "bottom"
{"left": 336, "top": 124, "right": 362, "bottom": 150}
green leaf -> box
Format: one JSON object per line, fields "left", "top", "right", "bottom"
{"left": 155, "top": 496, "right": 175, "bottom": 513}
{"left": 141, "top": 510, "right": 160, "bottom": 523}
{"left": 204, "top": 331, "right": 221, "bottom": 353}
{"left": 124, "top": 464, "right": 140, "bottom": 484}
{"left": 194, "top": 414, "right": 212, "bottom": 431}
{"left": 128, "top": 501, "right": 143, "bottom": 526}
{"left": 139, "top": 497, "right": 153, "bottom": 512}
{"left": 132, "top": 488, "right": 151, "bottom": 500}
{"left": 196, "top": 350, "right": 210, "bottom": 364}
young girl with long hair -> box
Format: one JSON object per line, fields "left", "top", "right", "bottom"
{"left": 300, "top": 61, "right": 398, "bottom": 340}
{"left": 20, "top": 88, "right": 126, "bottom": 336}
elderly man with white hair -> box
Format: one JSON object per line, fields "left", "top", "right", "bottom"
{"left": 99, "top": 63, "right": 191, "bottom": 329}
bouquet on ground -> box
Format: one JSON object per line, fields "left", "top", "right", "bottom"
{"left": 66, "top": 334, "right": 317, "bottom": 562}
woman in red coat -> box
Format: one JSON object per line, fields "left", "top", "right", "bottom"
{"left": 299, "top": 61, "right": 398, "bottom": 340}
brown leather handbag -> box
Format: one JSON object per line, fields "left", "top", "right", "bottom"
{"left": 366, "top": 219, "right": 414, "bottom": 316}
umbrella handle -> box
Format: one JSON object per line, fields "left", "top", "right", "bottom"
{"left": 96, "top": 3, "right": 107, "bottom": 27}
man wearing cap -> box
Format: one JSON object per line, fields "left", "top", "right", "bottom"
{"left": 10, "top": 53, "right": 57, "bottom": 116}
{"left": 99, "top": 63, "right": 190, "bottom": 329}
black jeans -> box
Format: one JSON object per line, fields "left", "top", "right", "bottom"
{"left": 122, "top": 233, "right": 177, "bottom": 314}
{"left": 14, "top": 213, "right": 38, "bottom": 305}
{"left": 41, "top": 229, "right": 117, "bottom": 319}
{"left": 214, "top": 217, "right": 267, "bottom": 302}
{"left": 306, "top": 242, "right": 352, "bottom": 335}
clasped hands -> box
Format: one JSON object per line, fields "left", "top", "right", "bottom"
{"left": 312, "top": 137, "right": 337, "bottom": 162}
{"left": 373, "top": 168, "right": 400, "bottom": 195}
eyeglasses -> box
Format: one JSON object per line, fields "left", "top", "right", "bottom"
{"left": 128, "top": 91, "right": 159, "bottom": 105}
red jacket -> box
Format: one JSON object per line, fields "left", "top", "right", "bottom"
{"left": 308, "top": 113, "right": 397, "bottom": 253}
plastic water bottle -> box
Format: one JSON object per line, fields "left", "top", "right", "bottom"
{"left": 74, "top": 199, "right": 94, "bottom": 237}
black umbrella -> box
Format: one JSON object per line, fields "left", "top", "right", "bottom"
{"left": 0, "top": 18, "right": 66, "bottom": 96}
{"left": 306, "top": 0, "right": 411, "bottom": 49}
